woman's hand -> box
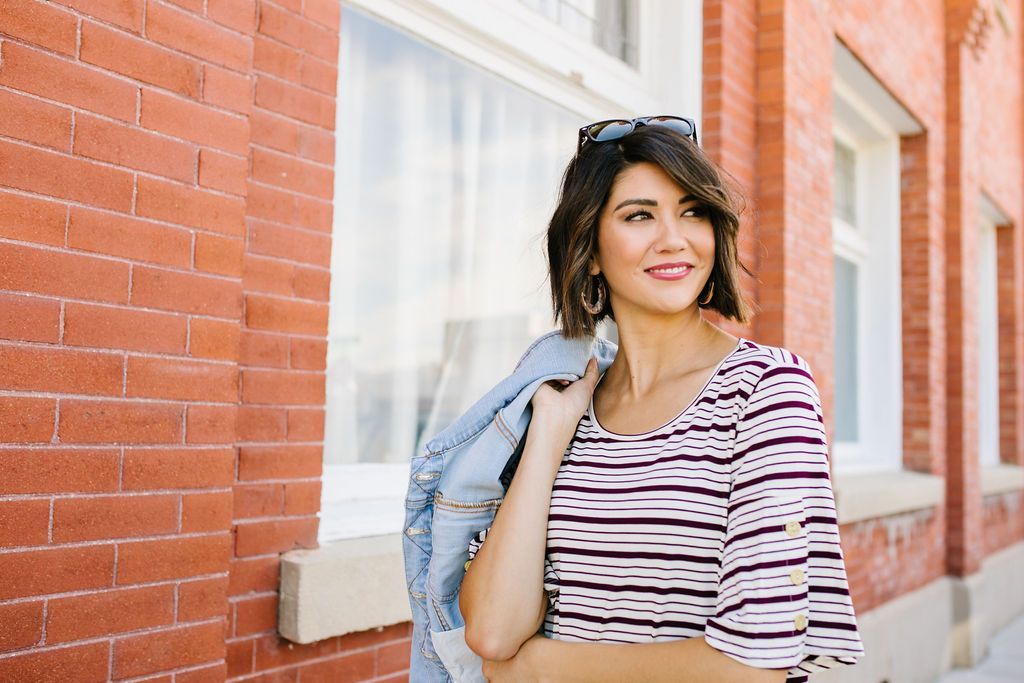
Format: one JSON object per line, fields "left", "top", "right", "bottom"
{"left": 529, "top": 357, "right": 601, "bottom": 436}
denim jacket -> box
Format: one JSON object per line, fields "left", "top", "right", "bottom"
{"left": 402, "top": 329, "right": 618, "bottom": 682}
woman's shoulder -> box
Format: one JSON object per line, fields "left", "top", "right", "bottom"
{"left": 724, "top": 338, "right": 814, "bottom": 386}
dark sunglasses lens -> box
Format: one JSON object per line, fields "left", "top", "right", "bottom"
{"left": 588, "top": 120, "right": 633, "bottom": 142}
{"left": 648, "top": 117, "right": 695, "bottom": 138}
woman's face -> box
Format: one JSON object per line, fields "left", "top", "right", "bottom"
{"left": 590, "top": 161, "right": 715, "bottom": 318}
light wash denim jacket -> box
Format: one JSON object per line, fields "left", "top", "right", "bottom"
{"left": 402, "top": 329, "right": 618, "bottom": 682}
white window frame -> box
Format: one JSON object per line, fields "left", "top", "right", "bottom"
{"left": 830, "top": 40, "right": 921, "bottom": 475}
{"left": 320, "top": 0, "right": 704, "bottom": 544}
{"left": 978, "top": 193, "right": 1009, "bottom": 468}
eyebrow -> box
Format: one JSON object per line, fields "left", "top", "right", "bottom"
{"left": 613, "top": 194, "right": 698, "bottom": 212}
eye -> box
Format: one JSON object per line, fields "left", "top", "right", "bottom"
{"left": 623, "top": 205, "right": 708, "bottom": 222}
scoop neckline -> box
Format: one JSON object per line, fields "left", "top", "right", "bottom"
{"left": 587, "top": 337, "right": 746, "bottom": 439}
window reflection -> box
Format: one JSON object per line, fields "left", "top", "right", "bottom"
{"left": 325, "top": 7, "right": 583, "bottom": 466}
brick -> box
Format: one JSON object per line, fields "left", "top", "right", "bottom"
{"left": 0, "top": 396, "right": 56, "bottom": 443}
{"left": 0, "top": 42, "right": 135, "bottom": 122}
{"left": 195, "top": 232, "right": 244, "bottom": 277}
{"left": 176, "top": 663, "right": 227, "bottom": 683}
{"left": 47, "top": 585, "right": 175, "bottom": 642}
{"left": 239, "top": 329, "right": 289, "bottom": 367}
{"left": 227, "top": 555, "right": 279, "bottom": 596}
{"left": 291, "top": 265, "right": 329, "bottom": 301}
{"left": 189, "top": 317, "right": 241, "bottom": 361}
{"left": 247, "top": 182, "right": 332, "bottom": 231}
{"left": 254, "top": 74, "right": 335, "bottom": 128}
{"left": 59, "top": 399, "right": 183, "bottom": 444}
{"left": 127, "top": 355, "right": 239, "bottom": 402}
{"left": 297, "top": 125, "right": 334, "bottom": 165}
{"left": 234, "top": 594, "right": 277, "bottom": 635}
{"left": 289, "top": 337, "right": 326, "bottom": 370}
{"left": 112, "top": 621, "right": 225, "bottom": 679}
{"left": 250, "top": 109, "right": 299, "bottom": 153}
{"left": 64, "top": 301, "right": 188, "bottom": 354}
{"left": 181, "top": 490, "right": 233, "bottom": 532}
{"left": 72, "top": 113, "right": 197, "bottom": 183}
{"left": 0, "top": 641, "right": 109, "bottom": 682}
{"left": 253, "top": 35, "right": 301, "bottom": 81}
{"left": 287, "top": 408, "right": 324, "bottom": 441}
{"left": 253, "top": 633, "right": 336, "bottom": 672}
{"left": 225, "top": 638, "right": 254, "bottom": 678}
{"left": 53, "top": 494, "right": 179, "bottom": 542}
{"left": 241, "top": 254, "right": 294, "bottom": 297}
{"left": 132, "top": 264, "right": 243, "bottom": 317}
{"left": 241, "top": 368, "right": 325, "bottom": 405}
{"left": 0, "top": 345, "right": 122, "bottom": 395}
{"left": 140, "top": 88, "right": 249, "bottom": 156}
{"left": 208, "top": 0, "right": 257, "bottom": 33}
{"left": 0, "top": 241, "right": 130, "bottom": 303}
{"left": 251, "top": 147, "right": 332, "bottom": 199}
{"left": 235, "top": 517, "right": 317, "bottom": 556}
{"left": 122, "top": 447, "right": 235, "bottom": 489}
{"left": 248, "top": 220, "right": 330, "bottom": 267}
{"left": 198, "top": 148, "right": 248, "bottom": 196}
{"left": 67, "top": 206, "right": 193, "bottom": 269}
{"left": 135, "top": 174, "right": 246, "bottom": 236}
{"left": 0, "top": 544, "right": 115, "bottom": 599}
{"left": 245, "top": 295, "right": 327, "bottom": 335}
{"left": 0, "top": 601, "right": 43, "bottom": 653}
{"left": 165, "top": 0, "right": 204, "bottom": 13}
{"left": 257, "top": 3, "right": 338, "bottom": 62}
{"left": 203, "top": 64, "right": 252, "bottom": 115}
{"left": 300, "top": 54, "right": 338, "bottom": 96}
{"left": 0, "top": 138, "right": 133, "bottom": 212}
{"left": 0, "top": 89, "right": 72, "bottom": 151}
{"left": 117, "top": 534, "right": 231, "bottom": 584}
{"left": 237, "top": 444, "right": 322, "bottom": 480}
{"left": 146, "top": 0, "right": 252, "bottom": 71}
{"left": 0, "top": 0, "right": 77, "bottom": 55}
{"left": 0, "top": 292, "right": 60, "bottom": 344}
{"left": 80, "top": 20, "right": 201, "bottom": 98}
{"left": 237, "top": 405, "right": 287, "bottom": 441}
{"left": 233, "top": 484, "right": 284, "bottom": 519}
{"left": 0, "top": 498, "right": 49, "bottom": 547}
{"left": 0, "top": 448, "right": 119, "bottom": 494}
{"left": 178, "top": 576, "right": 229, "bottom": 621}
{"left": 52, "top": 0, "right": 143, "bottom": 32}
{"left": 284, "top": 480, "right": 321, "bottom": 515}
{"left": 0, "top": 190, "right": 66, "bottom": 246}
{"left": 303, "top": 0, "right": 340, "bottom": 30}
{"left": 186, "top": 404, "right": 238, "bottom": 444}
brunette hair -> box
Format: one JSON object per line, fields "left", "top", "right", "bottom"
{"left": 545, "top": 123, "right": 757, "bottom": 339}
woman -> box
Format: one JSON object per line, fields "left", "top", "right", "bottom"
{"left": 459, "top": 117, "right": 865, "bottom": 682}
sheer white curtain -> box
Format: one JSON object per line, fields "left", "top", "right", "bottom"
{"left": 321, "top": 7, "right": 582, "bottom": 539}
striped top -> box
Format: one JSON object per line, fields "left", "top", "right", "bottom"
{"left": 467, "top": 338, "right": 865, "bottom": 681}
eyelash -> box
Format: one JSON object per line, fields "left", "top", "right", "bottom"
{"left": 625, "top": 206, "right": 708, "bottom": 222}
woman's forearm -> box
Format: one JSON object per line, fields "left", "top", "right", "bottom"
{"left": 459, "top": 415, "right": 572, "bottom": 661}
{"left": 525, "top": 634, "right": 788, "bottom": 683}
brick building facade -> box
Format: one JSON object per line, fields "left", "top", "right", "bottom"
{"left": 0, "top": 0, "right": 1021, "bottom": 681}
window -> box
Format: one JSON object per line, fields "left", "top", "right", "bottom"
{"left": 322, "top": 0, "right": 703, "bottom": 544}
{"left": 830, "top": 39, "right": 921, "bottom": 474}
{"left": 517, "top": 0, "right": 638, "bottom": 66}
{"left": 977, "top": 194, "right": 1008, "bottom": 468}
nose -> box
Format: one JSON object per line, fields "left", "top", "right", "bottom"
{"left": 652, "top": 212, "right": 691, "bottom": 252}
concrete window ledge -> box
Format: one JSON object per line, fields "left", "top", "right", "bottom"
{"left": 278, "top": 533, "right": 410, "bottom": 644}
{"left": 832, "top": 469, "right": 945, "bottom": 525}
{"left": 980, "top": 463, "right": 1024, "bottom": 497}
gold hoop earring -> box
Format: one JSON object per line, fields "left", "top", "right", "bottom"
{"left": 582, "top": 275, "right": 606, "bottom": 315}
{"left": 698, "top": 280, "right": 714, "bottom": 306}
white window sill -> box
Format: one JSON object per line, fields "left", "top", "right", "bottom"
{"left": 833, "top": 468, "right": 945, "bottom": 525}
{"left": 980, "top": 463, "right": 1024, "bottom": 497}
{"left": 279, "top": 533, "right": 409, "bottom": 644}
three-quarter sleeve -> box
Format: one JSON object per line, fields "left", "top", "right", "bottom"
{"left": 466, "top": 527, "right": 559, "bottom": 609}
{"left": 703, "top": 356, "right": 866, "bottom": 681}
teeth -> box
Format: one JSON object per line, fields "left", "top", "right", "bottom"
{"left": 649, "top": 266, "right": 691, "bottom": 274}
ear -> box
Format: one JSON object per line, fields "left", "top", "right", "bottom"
{"left": 588, "top": 256, "right": 601, "bottom": 277}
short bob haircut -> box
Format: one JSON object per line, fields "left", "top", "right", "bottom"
{"left": 546, "top": 123, "right": 757, "bottom": 339}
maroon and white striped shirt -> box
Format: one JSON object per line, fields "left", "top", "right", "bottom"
{"left": 468, "top": 338, "right": 865, "bottom": 681}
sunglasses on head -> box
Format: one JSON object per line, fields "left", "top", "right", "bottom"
{"left": 576, "top": 115, "right": 698, "bottom": 155}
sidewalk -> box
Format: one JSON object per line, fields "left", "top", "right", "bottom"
{"left": 934, "top": 611, "right": 1024, "bottom": 682}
